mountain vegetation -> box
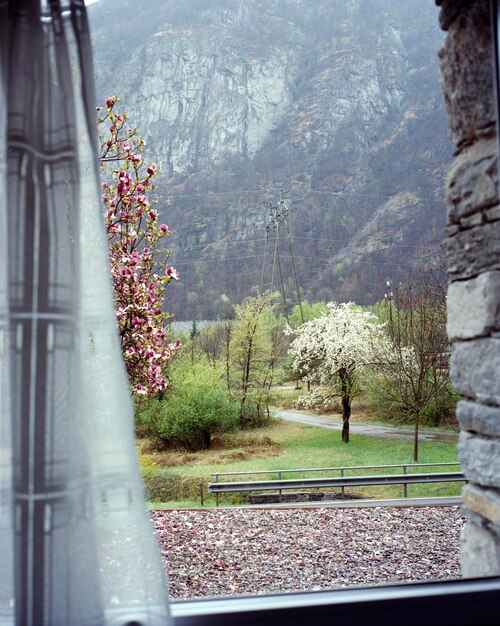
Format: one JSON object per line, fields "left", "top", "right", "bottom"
{"left": 89, "top": 0, "right": 451, "bottom": 320}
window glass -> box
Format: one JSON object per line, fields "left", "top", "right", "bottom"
{"left": 88, "top": 0, "right": 472, "bottom": 605}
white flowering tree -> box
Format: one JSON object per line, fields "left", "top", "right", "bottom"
{"left": 287, "top": 302, "right": 388, "bottom": 443}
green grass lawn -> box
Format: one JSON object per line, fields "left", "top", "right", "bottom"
{"left": 143, "top": 418, "right": 462, "bottom": 508}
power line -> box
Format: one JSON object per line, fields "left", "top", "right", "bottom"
{"left": 172, "top": 252, "right": 428, "bottom": 265}
{"left": 173, "top": 235, "right": 441, "bottom": 253}
{"left": 163, "top": 185, "right": 444, "bottom": 204}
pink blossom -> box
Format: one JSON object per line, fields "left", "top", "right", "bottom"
{"left": 166, "top": 266, "right": 180, "bottom": 280}
{"left": 118, "top": 170, "right": 132, "bottom": 184}
{"left": 99, "top": 98, "right": 180, "bottom": 397}
{"left": 135, "top": 384, "right": 147, "bottom": 396}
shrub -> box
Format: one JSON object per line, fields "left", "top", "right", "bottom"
{"left": 238, "top": 392, "right": 272, "bottom": 429}
{"left": 144, "top": 470, "right": 201, "bottom": 502}
{"left": 140, "top": 385, "right": 240, "bottom": 450}
{"left": 138, "top": 443, "right": 157, "bottom": 477}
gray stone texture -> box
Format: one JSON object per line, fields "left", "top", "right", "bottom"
{"left": 444, "top": 219, "right": 500, "bottom": 279}
{"left": 459, "top": 212, "right": 484, "bottom": 228}
{"left": 463, "top": 483, "right": 500, "bottom": 526}
{"left": 485, "top": 204, "right": 500, "bottom": 221}
{"left": 451, "top": 338, "right": 500, "bottom": 405}
{"left": 438, "top": 0, "right": 495, "bottom": 151}
{"left": 440, "top": 0, "right": 500, "bottom": 577}
{"left": 446, "top": 137, "right": 498, "bottom": 224}
{"left": 461, "top": 520, "right": 500, "bottom": 577}
{"left": 457, "top": 399, "right": 500, "bottom": 437}
{"left": 447, "top": 271, "right": 500, "bottom": 339}
{"left": 437, "top": 0, "right": 476, "bottom": 31}
{"left": 458, "top": 432, "right": 500, "bottom": 488}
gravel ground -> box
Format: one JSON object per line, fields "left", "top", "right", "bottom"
{"left": 151, "top": 506, "right": 466, "bottom": 600}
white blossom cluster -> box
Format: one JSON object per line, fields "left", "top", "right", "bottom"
{"left": 286, "top": 302, "right": 389, "bottom": 390}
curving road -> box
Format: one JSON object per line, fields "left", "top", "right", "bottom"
{"left": 272, "top": 408, "right": 459, "bottom": 443}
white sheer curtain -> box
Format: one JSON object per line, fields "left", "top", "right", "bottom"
{"left": 0, "top": 1, "right": 171, "bottom": 624}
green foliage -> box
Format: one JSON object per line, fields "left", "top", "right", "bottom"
{"left": 237, "top": 391, "right": 272, "bottom": 429}
{"left": 138, "top": 358, "right": 239, "bottom": 450}
{"left": 230, "top": 291, "right": 285, "bottom": 426}
{"left": 369, "top": 280, "right": 453, "bottom": 448}
{"left": 138, "top": 443, "right": 157, "bottom": 477}
{"left": 140, "top": 386, "right": 239, "bottom": 450}
{"left": 195, "top": 322, "right": 227, "bottom": 366}
{"left": 366, "top": 373, "right": 458, "bottom": 428}
{"left": 170, "top": 354, "right": 225, "bottom": 387}
{"left": 286, "top": 299, "right": 328, "bottom": 328}
{"left": 143, "top": 470, "right": 202, "bottom": 502}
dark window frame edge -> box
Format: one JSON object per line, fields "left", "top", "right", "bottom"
{"left": 170, "top": 576, "right": 500, "bottom": 625}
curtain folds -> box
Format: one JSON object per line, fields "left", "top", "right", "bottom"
{"left": 0, "top": 2, "right": 171, "bottom": 624}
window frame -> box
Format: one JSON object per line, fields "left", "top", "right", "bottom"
{"left": 169, "top": 576, "right": 500, "bottom": 625}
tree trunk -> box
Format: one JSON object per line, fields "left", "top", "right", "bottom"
{"left": 339, "top": 369, "right": 351, "bottom": 443}
{"left": 341, "top": 395, "right": 351, "bottom": 443}
{"left": 413, "top": 410, "right": 420, "bottom": 462}
{"left": 203, "top": 430, "right": 211, "bottom": 450}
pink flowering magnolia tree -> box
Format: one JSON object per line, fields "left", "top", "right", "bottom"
{"left": 97, "top": 96, "right": 181, "bottom": 397}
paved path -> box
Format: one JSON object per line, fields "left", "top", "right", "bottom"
{"left": 273, "top": 408, "right": 459, "bottom": 443}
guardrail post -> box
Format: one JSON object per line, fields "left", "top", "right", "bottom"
{"left": 403, "top": 465, "right": 408, "bottom": 498}
{"left": 215, "top": 474, "right": 219, "bottom": 508}
{"left": 200, "top": 479, "right": 204, "bottom": 506}
{"left": 278, "top": 471, "right": 282, "bottom": 503}
{"left": 340, "top": 468, "right": 345, "bottom": 499}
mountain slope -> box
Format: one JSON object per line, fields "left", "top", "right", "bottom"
{"left": 89, "top": 0, "right": 451, "bottom": 319}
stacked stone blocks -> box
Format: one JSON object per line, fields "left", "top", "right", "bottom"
{"left": 438, "top": 0, "right": 500, "bottom": 575}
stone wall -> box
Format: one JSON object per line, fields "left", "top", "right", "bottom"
{"left": 438, "top": 0, "right": 500, "bottom": 575}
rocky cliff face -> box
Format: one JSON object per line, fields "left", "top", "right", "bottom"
{"left": 90, "top": 0, "right": 451, "bottom": 319}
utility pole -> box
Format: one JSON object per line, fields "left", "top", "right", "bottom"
{"left": 260, "top": 190, "right": 304, "bottom": 325}
{"left": 384, "top": 279, "right": 394, "bottom": 329}
{"left": 281, "top": 190, "right": 305, "bottom": 325}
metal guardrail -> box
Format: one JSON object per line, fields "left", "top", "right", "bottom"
{"left": 210, "top": 461, "right": 461, "bottom": 480}
{"left": 207, "top": 463, "right": 465, "bottom": 506}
